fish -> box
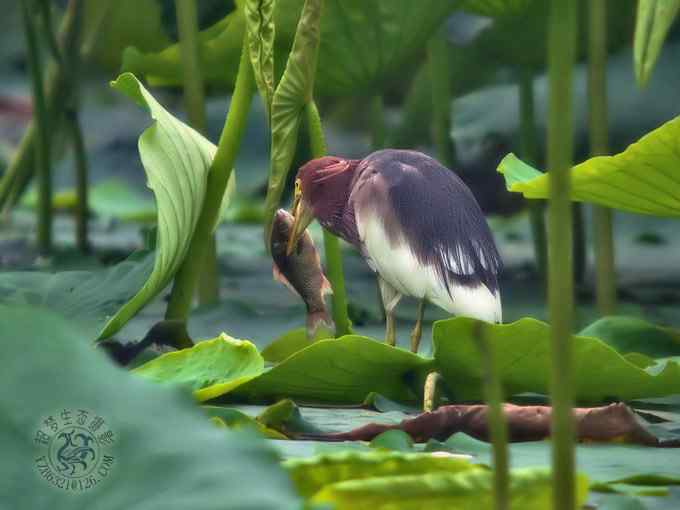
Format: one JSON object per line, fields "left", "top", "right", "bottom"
{"left": 270, "top": 209, "right": 334, "bottom": 339}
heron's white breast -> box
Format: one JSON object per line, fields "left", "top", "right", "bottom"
{"left": 357, "top": 210, "right": 502, "bottom": 323}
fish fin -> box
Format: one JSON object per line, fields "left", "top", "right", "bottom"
{"left": 306, "top": 309, "right": 335, "bottom": 340}
{"left": 321, "top": 275, "right": 334, "bottom": 296}
{"left": 273, "top": 262, "right": 300, "bottom": 297}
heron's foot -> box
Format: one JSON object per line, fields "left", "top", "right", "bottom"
{"left": 409, "top": 299, "right": 426, "bottom": 353}
{"left": 410, "top": 321, "right": 422, "bottom": 353}
{"left": 385, "top": 313, "right": 396, "bottom": 347}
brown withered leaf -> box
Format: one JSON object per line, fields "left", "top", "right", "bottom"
{"left": 301, "top": 403, "right": 680, "bottom": 447}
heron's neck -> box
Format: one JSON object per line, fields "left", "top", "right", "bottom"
{"left": 314, "top": 160, "right": 360, "bottom": 245}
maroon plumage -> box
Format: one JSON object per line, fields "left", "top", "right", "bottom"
{"left": 297, "top": 149, "right": 502, "bottom": 299}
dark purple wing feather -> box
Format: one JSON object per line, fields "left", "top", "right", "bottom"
{"left": 350, "top": 149, "right": 501, "bottom": 294}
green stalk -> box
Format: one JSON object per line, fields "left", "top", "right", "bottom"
{"left": 305, "top": 100, "right": 351, "bottom": 337}
{"left": 369, "top": 95, "right": 385, "bottom": 150}
{"left": 21, "top": 0, "right": 52, "bottom": 255}
{"left": 518, "top": 66, "right": 547, "bottom": 281}
{"left": 0, "top": 0, "right": 79, "bottom": 212}
{"left": 175, "top": 0, "right": 219, "bottom": 306}
{"left": 547, "top": 1, "right": 578, "bottom": 509}
{"left": 67, "top": 111, "right": 89, "bottom": 253}
{"left": 165, "top": 36, "right": 255, "bottom": 321}
{"left": 427, "top": 28, "right": 454, "bottom": 167}
{"left": 475, "top": 322, "right": 509, "bottom": 510}
{"left": 588, "top": 0, "right": 616, "bottom": 315}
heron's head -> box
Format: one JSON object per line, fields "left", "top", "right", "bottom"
{"left": 287, "top": 156, "right": 357, "bottom": 255}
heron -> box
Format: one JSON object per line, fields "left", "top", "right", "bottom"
{"left": 286, "top": 149, "right": 502, "bottom": 352}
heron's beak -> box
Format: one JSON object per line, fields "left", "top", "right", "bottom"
{"left": 286, "top": 194, "right": 314, "bottom": 256}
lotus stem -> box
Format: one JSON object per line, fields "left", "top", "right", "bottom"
{"left": 547, "top": 1, "right": 578, "bottom": 509}
{"left": 369, "top": 95, "right": 385, "bottom": 150}
{"left": 21, "top": 0, "right": 52, "bottom": 255}
{"left": 518, "top": 66, "right": 547, "bottom": 282}
{"left": 305, "top": 100, "right": 351, "bottom": 337}
{"left": 165, "top": 34, "right": 255, "bottom": 322}
{"left": 67, "top": 110, "right": 89, "bottom": 253}
{"left": 0, "top": 0, "right": 79, "bottom": 213}
{"left": 588, "top": 0, "right": 616, "bottom": 315}
{"left": 427, "top": 27, "right": 454, "bottom": 168}
{"left": 423, "top": 371, "right": 442, "bottom": 412}
{"left": 175, "top": 0, "right": 219, "bottom": 306}
{"left": 474, "top": 322, "right": 509, "bottom": 510}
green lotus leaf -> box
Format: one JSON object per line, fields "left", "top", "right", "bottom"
{"left": 634, "top": 0, "right": 680, "bottom": 87}
{"left": 263, "top": 0, "right": 321, "bottom": 245}
{"left": 433, "top": 317, "right": 680, "bottom": 402}
{"left": 498, "top": 115, "right": 680, "bottom": 216}
{"left": 234, "top": 336, "right": 434, "bottom": 404}
{"left": 284, "top": 450, "right": 481, "bottom": 499}
{"left": 458, "top": 0, "right": 535, "bottom": 17}
{"left": 134, "top": 334, "right": 265, "bottom": 401}
{"left": 579, "top": 316, "right": 680, "bottom": 359}
{"left": 0, "top": 305, "right": 300, "bottom": 509}
{"left": 311, "top": 466, "right": 588, "bottom": 510}
{"left": 123, "top": 0, "right": 456, "bottom": 97}
{"left": 0, "top": 73, "right": 235, "bottom": 341}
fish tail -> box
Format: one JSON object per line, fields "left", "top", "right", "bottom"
{"left": 306, "top": 309, "right": 335, "bottom": 340}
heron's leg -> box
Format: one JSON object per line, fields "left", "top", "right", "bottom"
{"left": 410, "top": 299, "right": 427, "bottom": 353}
{"left": 378, "top": 277, "right": 401, "bottom": 347}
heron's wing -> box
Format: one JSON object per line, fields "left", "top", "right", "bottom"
{"left": 350, "top": 149, "right": 501, "bottom": 295}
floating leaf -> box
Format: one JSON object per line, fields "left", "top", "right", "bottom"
{"left": 284, "top": 450, "right": 480, "bottom": 499}
{"left": 134, "top": 334, "right": 265, "bottom": 401}
{"left": 433, "top": 317, "right": 680, "bottom": 402}
{"left": 245, "top": 0, "right": 276, "bottom": 115}
{"left": 0, "top": 253, "right": 154, "bottom": 342}
{"left": 311, "top": 466, "right": 588, "bottom": 510}
{"left": 579, "top": 316, "right": 680, "bottom": 359}
{"left": 634, "top": 0, "right": 680, "bottom": 87}
{"left": 235, "top": 336, "right": 433, "bottom": 404}
{"left": 263, "top": 0, "right": 322, "bottom": 245}
{"left": 498, "top": 115, "right": 680, "bottom": 216}
{"left": 0, "top": 305, "right": 301, "bottom": 509}
{"left": 203, "top": 405, "right": 287, "bottom": 438}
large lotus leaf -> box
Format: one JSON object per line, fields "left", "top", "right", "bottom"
{"left": 498, "top": 115, "right": 680, "bottom": 216}
{"left": 311, "top": 467, "right": 588, "bottom": 510}
{"left": 634, "top": 0, "right": 680, "bottom": 87}
{"left": 460, "top": 1, "right": 635, "bottom": 71}
{"left": 0, "top": 253, "right": 154, "bottom": 342}
{"left": 234, "top": 336, "right": 434, "bottom": 404}
{"left": 263, "top": 0, "right": 322, "bottom": 245}
{"left": 122, "top": 0, "right": 456, "bottom": 97}
{"left": 283, "top": 450, "right": 481, "bottom": 498}
{"left": 0, "top": 73, "right": 229, "bottom": 340}
{"left": 122, "top": 8, "right": 246, "bottom": 90}
{"left": 0, "top": 305, "right": 301, "bottom": 509}
{"left": 579, "top": 317, "right": 680, "bottom": 359}
{"left": 458, "top": 0, "right": 535, "bottom": 17}
{"left": 83, "top": 0, "right": 170, "bottom": 71}
{"left": 134, "top": 334, "right": 265, "bottom": 402}
{"left": 433, "top": 317, "right": 680, "bottom": 402}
